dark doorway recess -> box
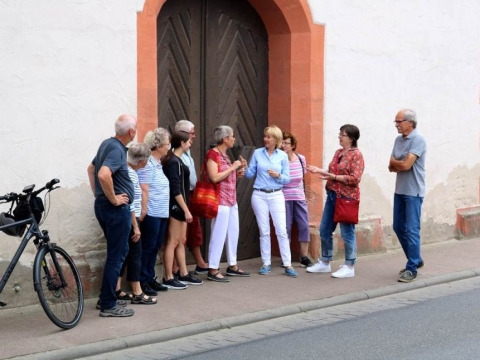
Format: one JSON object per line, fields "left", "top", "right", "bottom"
{"left": 157, "top": 0, "right": 268, "bottom": 260}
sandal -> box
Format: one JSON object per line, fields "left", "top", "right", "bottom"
{"left": 115, "top": 290, "right": 133, "bottom": 300}
{"left": 207, "top": 271, "right": 230, "bottom": 283}
{"left": 131, "top": 292, "right": 157, "bottom": 305}
{"left": 226, "top": 267, "right": 251, "bottom": 277}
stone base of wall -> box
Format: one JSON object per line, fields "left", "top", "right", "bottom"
{"left": 454, "top": 205, "right": 480, "bottom": 240}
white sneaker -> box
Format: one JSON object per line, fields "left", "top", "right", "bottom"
{"left": 306, "top": 261, "right": 331, "bottom": 273}
{"left": 331, "top": 265, "right": 355, "bottom": 278}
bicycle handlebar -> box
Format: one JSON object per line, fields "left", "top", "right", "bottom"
{"left": 0, "top": 178, "right": 60, "bottom": 202}
{"left": 32, "top": 178, "right": 60, "bottom": 197}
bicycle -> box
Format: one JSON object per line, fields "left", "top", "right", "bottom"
{"left": 0, "top": 179, "right": 84, "bottom": 329}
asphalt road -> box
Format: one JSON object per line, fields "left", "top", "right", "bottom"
{"left": 84, "top": 276, "right": 480, "bottom": 360}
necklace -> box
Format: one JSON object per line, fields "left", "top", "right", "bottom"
{"left": 216, "top": 147, "right": 231, "bottom": 164}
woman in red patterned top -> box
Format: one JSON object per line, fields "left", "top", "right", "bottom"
{"left": 205, "top": 126, "right": 250, "bottom": 282}
{"left": 306, "top": 124, "right": 364, "bottom": 278}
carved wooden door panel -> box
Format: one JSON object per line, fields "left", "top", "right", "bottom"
{"left": 157, "top": 0, "right": 268, "bottom": 260}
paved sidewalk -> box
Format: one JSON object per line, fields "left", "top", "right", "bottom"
{"left": 2, "top": 237, "right": 480, "bottom": 359}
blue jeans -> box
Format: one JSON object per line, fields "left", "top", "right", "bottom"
{"left": 94, "top": 197, "right": 131, "bottom": 311}
{"left": 393, "top": 193, "right": 423, "bottom": 273}
{"left": 140, "top": 215, "right": 168, "bottom": 283}
{"left": 319, "top": 190, "right": 357, "bottom": 265}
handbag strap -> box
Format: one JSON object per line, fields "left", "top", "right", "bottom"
{"left": 295, "top": 152, "right": 306, "bottom": 195}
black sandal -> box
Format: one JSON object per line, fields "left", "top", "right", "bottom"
{"left": 131, "top": 293, "right": 157, "bottom": 305}
{"left": 115, "top": 290, "right": 133, "bottom": 300}
{"left": 207, "top": 271, "right": 230, "bottom": 283}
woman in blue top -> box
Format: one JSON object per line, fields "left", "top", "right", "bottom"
{"left": 136, "top": 128, "right": 171, "bottom": 296}
{"left": 245, "top": 125, "right": 298, "bottom": 277}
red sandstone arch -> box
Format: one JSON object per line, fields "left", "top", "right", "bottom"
{"left": 137, "top": 0, "right": 324, "bottom": 223}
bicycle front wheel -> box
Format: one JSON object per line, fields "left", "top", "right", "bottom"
{"left": 33, "top": 245, "right": 84, "bottom": 329}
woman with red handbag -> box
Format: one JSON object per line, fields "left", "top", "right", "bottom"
{"left": 205, "top": 126, "right": 250, "bottom": 282}
{"left": 306, "top": 124, "right": 364, "bottom": 278}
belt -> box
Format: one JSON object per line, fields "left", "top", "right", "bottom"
{"left": 254, "top": 188, "right": 282, "bottom": 193}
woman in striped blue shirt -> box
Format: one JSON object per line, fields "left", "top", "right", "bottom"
{"left": 137, "top": 128, "right": 171, "bottom": 296}
{"left": 116, "top": 143, "right": 157, "bottom": 305}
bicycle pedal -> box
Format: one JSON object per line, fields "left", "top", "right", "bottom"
{"left": 0, "top": 301, "right": 6, "bottom": 307}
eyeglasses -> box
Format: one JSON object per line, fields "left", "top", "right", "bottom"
{"left": 180, "top": 130, "right": 195, "bottom": 135}
{"left": 282, "top": 141, "right": 292, "bottom": 145}
{"left": 393, "top": 119, "right": 407, "bottom": 124}
{"left": 338, "top": 134, "right": 349, "bottom": 138}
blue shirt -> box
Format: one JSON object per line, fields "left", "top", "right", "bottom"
{"left": 245, "top": 148, "right": 290, "bottom": 189}
{"left": 391, "top": 129, "right": 427, "bottom": 197}
{"left": 128, "top": 167, "right": 142, "bottom": 215}
{"left": 91, "top": 137, "right": 134, "bottom": 203}
{"left": 181, "top": 150, "right": 197, "bottom": 190}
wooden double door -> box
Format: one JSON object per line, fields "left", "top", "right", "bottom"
{"left": 157, "top": 0, "right": 268, "bottom": 260}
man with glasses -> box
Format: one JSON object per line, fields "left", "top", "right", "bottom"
{"left": 173, "top": 120, "right": 209, "bottom": 274}
{"left": 389, "top": 109, "right": 427, "bottom": 283}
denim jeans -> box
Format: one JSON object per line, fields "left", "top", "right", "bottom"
{"left": 393, "top": 193, "right": 423, "bottom": 273}
{"left": 140, "top": 215, "right": 168, "bottom": 283}
{"left": 94, "top": 197, "right": 131, "bottom": 311}
{"left": 319, "top": 190, "right": 357, "bottom": 265}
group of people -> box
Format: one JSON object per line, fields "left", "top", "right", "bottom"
{"left": 88, "top": 108, "right": 426, "bottom": 317}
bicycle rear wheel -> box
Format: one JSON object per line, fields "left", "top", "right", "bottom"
{"left": 33, "top": 245, "right": 84, "bottom": 329}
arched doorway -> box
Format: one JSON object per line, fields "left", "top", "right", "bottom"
{"left": 156, "top": 0, "right": 268, "bottom": 259}
{"left": 138, "top": 0, "right": 325, "bottom": 259}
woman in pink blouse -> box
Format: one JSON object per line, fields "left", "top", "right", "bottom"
{"left": 205, "top": 126, "right": 250, "bottom": 282}
{"left": 306, "top": 124, "right": 364, "bottom": 278}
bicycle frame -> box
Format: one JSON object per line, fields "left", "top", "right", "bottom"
{"left": 0, "top": 214, "right": 56, "bottom": 306}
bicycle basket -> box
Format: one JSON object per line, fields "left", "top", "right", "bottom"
{"left": 0, "top": 212, "right": 26, "bottom": 237}
{"left": 13, "top": 196, "right": 44, "bottom": 223}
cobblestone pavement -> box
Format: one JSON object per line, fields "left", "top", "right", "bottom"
{"left": 82, "top": 276, "right": 480, "bottom": 359}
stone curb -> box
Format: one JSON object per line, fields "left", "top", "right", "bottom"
{"left": 21, "top": 268, "right": 480, "bottom": 360}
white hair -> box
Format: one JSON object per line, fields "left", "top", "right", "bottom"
{"left": 115, "top": 114, "right": 137, "bottom": 136}
{"left": 174, "top": 120, "right": 194, "bottom": 132}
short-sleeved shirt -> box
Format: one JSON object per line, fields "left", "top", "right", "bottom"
{"left": 206, "top": 149, "right": 236, "bottom": 206}
{"left": 283, "top": 154, "right": 306, "bottom": 201}
{"left": 136, "top": 156, "right": 170, "bottom": 218}
{"left": 391, "top": 129, "right": 427, "bottom": 197}
{"left": 325, "top": 148, "right": 364, "bottom": 200}
{"left": 92, "top": 137, "right": 134, "bottom": 203}
{"left": 164, "top": 154, "right": 190, "bottom": 209}
{"left": 128, "top": 167, "right": 142, "bottom": 215}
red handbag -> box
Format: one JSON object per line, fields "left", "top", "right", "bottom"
{"left": 333, "top": 196, "right": 359, "bottom": 224}
{"left": 190, "top": 162, "right": 219, "bottom": 219}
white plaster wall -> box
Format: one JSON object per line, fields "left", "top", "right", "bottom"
{"left": 0, "top": 0, "right": 140, "bottom": 294}
{"left": 309, "top": 0, "right": 480, "bottom": 230}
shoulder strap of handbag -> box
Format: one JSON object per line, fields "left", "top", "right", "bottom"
{"left": 178, "top": 161, "right": 186, "bottom": 202}
{"left": 294, "top": 152, "right": 306, "bottom": 195}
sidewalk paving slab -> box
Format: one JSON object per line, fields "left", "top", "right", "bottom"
{"left": 1, "top": 237, "right": 480, "bottom": 359}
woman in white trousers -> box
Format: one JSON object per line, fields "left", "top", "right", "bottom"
{"left": 245, "top": 125, "right": 298, "bottom": 278}
{"left": 206, "top": 126, "right": 250, "bottom": 282}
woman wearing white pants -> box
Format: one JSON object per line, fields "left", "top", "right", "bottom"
{"left": 206, "top": 126, "right": 250, "bottom": 282}
{"left": 245, "top": 125, "right": 298, "bottom": 278}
